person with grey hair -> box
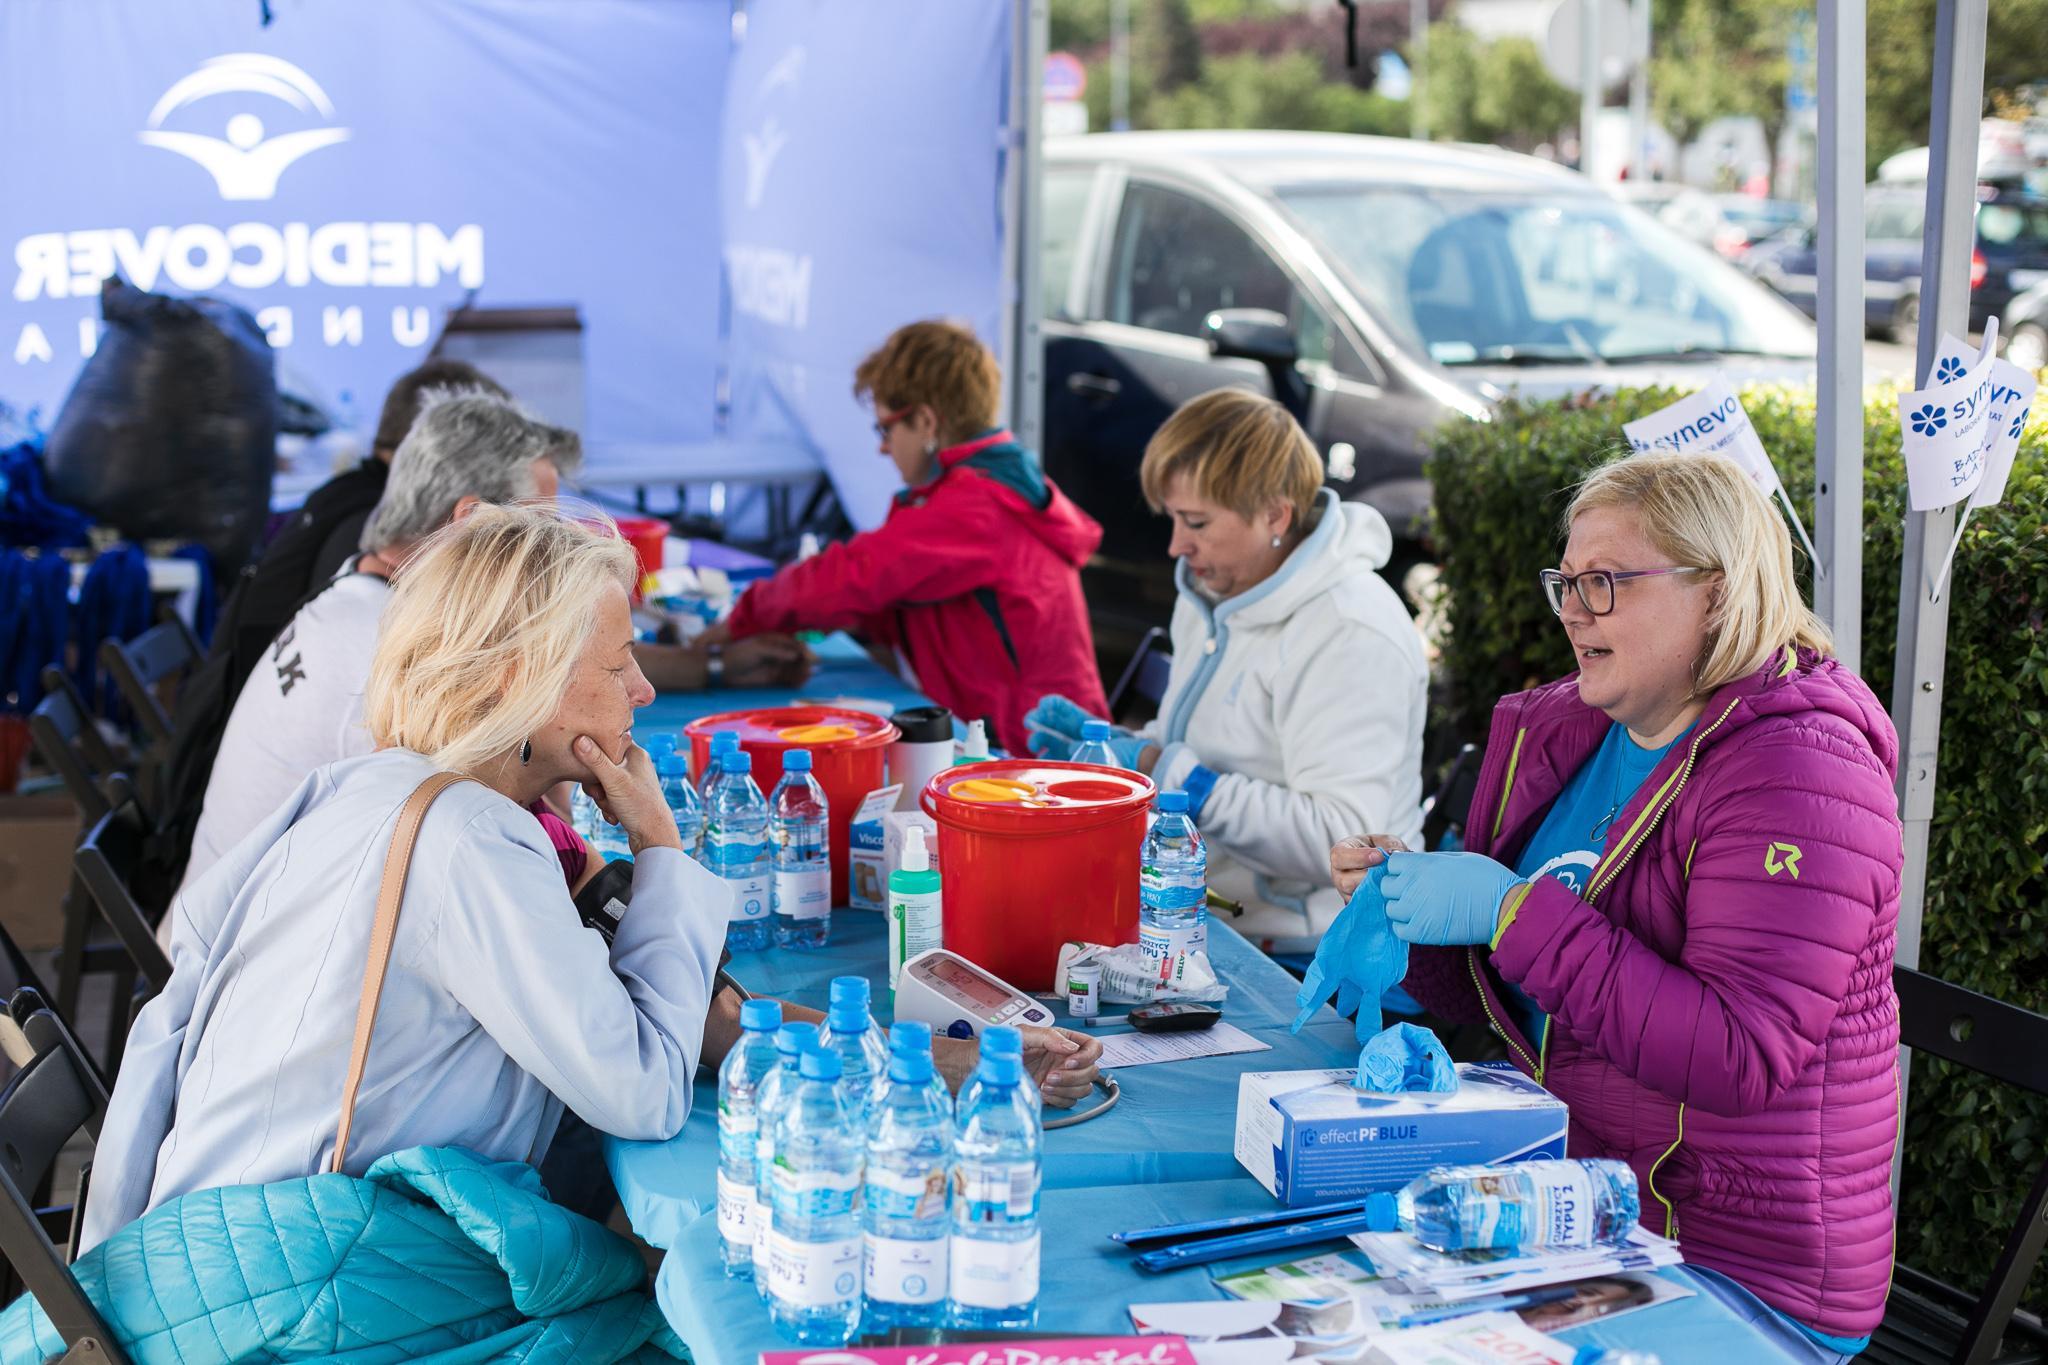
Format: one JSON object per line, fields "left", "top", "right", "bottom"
{"left": 178, "top": 390, "right": 814, "bottom": 903}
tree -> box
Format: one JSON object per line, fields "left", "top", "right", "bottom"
{"left": 1136, "top": 0, "right": 1205, "bottom": 93}
{"left": 1472, "top": 38, "right": 1577, "bottom": 152}
{"left": 1415, "top": 20, "right": 1483, "bottom": 143}
{"left": 1144, "top": 50, "right": 1407, "bottom": 136}
{"left": 1649, "top": 0, "right": 1802, "bottom": 155}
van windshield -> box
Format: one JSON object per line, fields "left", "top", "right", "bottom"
{"left": 1273, "top": 183, "right": 1817, "bottom": 365}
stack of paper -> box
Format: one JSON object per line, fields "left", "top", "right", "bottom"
{"left": 1360, "top": 1311, "right": 1578, "bottom": 1365}
{"left": 1349, "top": 1227, "right": 1683, "bottom": 1302}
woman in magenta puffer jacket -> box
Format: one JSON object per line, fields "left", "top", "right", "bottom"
{"left": 1331, "top": 452, "right": 1901, "bottom": 1359}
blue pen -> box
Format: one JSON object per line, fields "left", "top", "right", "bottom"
{"left": 1133, "top": 1203, "right": 1396, "bottom": 1273}
{"left": 1393, "top": 1284, "right": 1579, "bottom": 1329}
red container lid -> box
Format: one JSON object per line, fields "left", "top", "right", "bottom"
{"left": 922, "top": 760, "right": 1155, "bottom": 834}
{"left": 685, "top": 705, "right": 899, "bottom": 753}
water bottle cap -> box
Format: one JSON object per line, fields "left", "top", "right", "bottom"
{"left": 889, "top": 1020, "right": 934, "bottom": 1053}
{"left": 740, "top": 999, "right": 783, "bottom": 1032}
{"left": 981, "top": 1024, "right": 1022, "bottom": 1058}
{"left": 782, "top": 749, "right": 813, "bottom": 772}
{"left": 775, "top": 1022, "right": 820, "bottom": 1057}
{"left": 1157, "top": 790, "right": 1189, "bottom": 813}
{"left": 658, "top": 752, "right": 689, "bottom": 777}
{"left": 828, "top": 1003, "right": 869, "bottom": 1035}
{"left": 721, "top": 750, "right": 752, "bottom": 774}
{"left": 889, "top": 1050, "right": 935, "bottom": 1084}
{"left": 643, "top": 733, "right": 679, "bottom": 759}
{"left": 829, "top": 976, "right": 870, "bottom": 1008}
{"left": 800, "top": 1048, "right": 843, "bottom": 1081}
{"left": 710, "top": 730, "right": 740, "bottom": 755}
{"left": 976, "top": 1052, "right": 1023, "bottom": 1087}
{"left": 1081, "top": 720, "right": 1111, "bottom": 741}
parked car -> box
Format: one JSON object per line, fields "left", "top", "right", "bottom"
{"left": 1745, "top": 185, "right": 2048, "bottom": 340}
{"left": 1656, "top": 191, "right": 1806, "bottom": 262}
{"left": 1039, "top": 131, "right": 1818, "bottom": 642}
{"left": 2003, "top": 279, "right": 2048, "bottom": 372}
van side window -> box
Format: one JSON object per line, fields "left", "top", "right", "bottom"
{"left": 1042, "top": 167, "right": 1095, "bottom": 319}
{"left": 1106, "top": 184, "right": 1294, "bottom": 337}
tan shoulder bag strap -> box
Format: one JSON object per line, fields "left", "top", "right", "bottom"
{"left": 330, "top": 770, "right": 475, "bottom": 1175}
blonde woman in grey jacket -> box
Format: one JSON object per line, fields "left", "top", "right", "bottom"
{"left": 1026, "top": 390, "right": 1427, "bottom": 953}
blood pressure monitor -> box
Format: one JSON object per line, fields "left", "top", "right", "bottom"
{"left": 894, "top": 949, "right": 1055, "bottom": 1039}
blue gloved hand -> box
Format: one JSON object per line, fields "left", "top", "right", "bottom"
{"left": 1380, "top": 851, "right": 1524, "bottom": 946}
{"left": 1354, "top": 1021, "right": 1458, "bottom": 1094}
{"left": 1106, "top": 733, "right": 1150, "bottom": 769}
{"left": 1292, "top": 865, "right": 1408, "bottom": 1045}
{"left": 1025, "top": 694, "right": 1141, "bottom": 763}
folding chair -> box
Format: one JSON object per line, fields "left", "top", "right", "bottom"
{"left": 0, "top": 993, "right": 124, "bottom": 1363}
{"left": 1420, "top": 743, "right": 1482, "bottom": 852}
{"left": 72, "top": 788, "right": 175, "bottom": 1076}
{"left": 26, "top": 677, "right": 130, "bottom": 1042}
{"left": 1872, "top": 969, "right": 2048, "bottom": 1365}
{"left": 1107, "top": 626, "right": 1173, "bottom": 725}
{"left": 96, "top": 613, "right": 201, "bottom": 750}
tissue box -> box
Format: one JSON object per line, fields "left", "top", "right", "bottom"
{"left": 1234, "top": 1062, "right": 1567, "bottom": 1206}
{"left": 848, "top": 785, "right": 902, "bottom": 911}
{"left": 882, "top": 810, "right": 938, "bottom": 883}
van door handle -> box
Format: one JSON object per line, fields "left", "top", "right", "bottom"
{"left": 1067, "top": 372, "right": 1122, "bottom": 399}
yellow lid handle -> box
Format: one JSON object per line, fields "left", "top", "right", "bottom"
{"left": 952, "top": 778, "right": 1042, "bottom": 804}
{"left": 778, "top": 724, "right": 858, "bottom": 744}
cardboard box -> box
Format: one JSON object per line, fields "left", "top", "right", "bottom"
{"left": 1235, "top": 1062, "right": 1568, "bottom": 1206}
{"left": 847, "top": 784, "right": 901, "bottom": 911}
{"left": 0, "top": 793, "right": 80, "bottom": 951}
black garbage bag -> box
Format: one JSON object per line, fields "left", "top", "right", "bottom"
{"left": 44, "top": 277, "right": 278, "bottom": 575}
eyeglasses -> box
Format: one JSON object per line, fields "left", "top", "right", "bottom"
{"left": 1540, "top": 566, "right": 1702, "bottom": 616}
{"left": 873, "top": 406, "right": 912, "bottom": 439}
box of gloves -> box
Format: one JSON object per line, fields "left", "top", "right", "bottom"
{"left": 1234, "top": 1063, "right": 1568, "bottom": 1206}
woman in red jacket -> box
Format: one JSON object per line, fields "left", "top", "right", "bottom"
{"left": 720, "top": 320, "right": 1107, "bottom": 752}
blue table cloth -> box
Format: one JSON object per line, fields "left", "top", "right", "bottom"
{"left": 603, "top": 916, "right": 1360, "bottom": 1249}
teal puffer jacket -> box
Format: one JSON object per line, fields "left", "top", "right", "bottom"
{"left": 0, "top": 1147, "right": 686, "bottom": 1364}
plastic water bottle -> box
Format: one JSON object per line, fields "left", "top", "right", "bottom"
{"left": 768, "top": 1048, "right": 865, "bottom": 1345}
{"left": 658, "top": 752, "right": 705, "bottom": 859}
{"left": 1397, "top": 1158, "right": 1641, "bottom": 1253}
{"left": 642, "top": 731, "right": 680, "bottom": 767}
{"left": 701, "top": 730, "right": 740, "bottom": 800}
{"left": 947, "top": 1052, "right": 1040, "bottom": 1330}
{"left": 754, "top": 1022, "right": 820, "bottom": 1296}
{"left": 1139, "top": 791, "right": 1207, "bottom": 963}
{"left": 957, "top": 1024, "right": 1039, "bottom": 1122}
{"left": 717, "top": 998, "right": 784, "bottom": 1278}
{"left": 569, "top": 783, "right": 601, "bottom": 843}
{"left": 770, "top": 750, "right": 832, "bottom": 950}
{"left": 817, "top": 977, "right": 890, "bottom": 1122}
{"left": 889, "top": 1021, "right": 953, "bottom": 1111}
{"left": 1071, "top": 720, "right": 1119, "bottom": 769}
{"left": 706, "top": 751, "right": 773, "bottom": 952}
{"left": 863, "top": 1047, "right": 953, "bottom": 1329}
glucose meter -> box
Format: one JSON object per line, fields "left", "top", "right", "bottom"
{"left": 894, "top": 948, "right": 1056, "bottom": 1039}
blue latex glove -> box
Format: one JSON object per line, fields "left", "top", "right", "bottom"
{"left": 1380, "top": 851, "right": 1524, "bottom": 946}
{"left": 1024, "top": 694, "right": 1142, "bottom": 763}
{"left": 1292, "top": 866, "right": 1408, "bottom": 1045}
{"left": 1354, "top": 1021, "right": 1458, "bottom": 1094}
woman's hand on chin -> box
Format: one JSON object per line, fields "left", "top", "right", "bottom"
{"left": 574, "top": 735, "right": 681, "bottom": 853}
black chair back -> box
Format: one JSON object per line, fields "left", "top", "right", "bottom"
{"left": 97, "top": 614, "right": 201, "bottom": 749}
{"left": 0, "top": 998, "right": 125, "bottom": 1362}
{"left": 1878, "top": 968, "right": 2048, "bottom": 1365}
{"left": 74, "top": 795, "right": 174, "bottom": 997}
{"left": 1420, "top": 743, "right": 1483, "bottom": 851}
{"left": 1107, "top": 626, "right": 1174, "bottom": 722}
{"left": 26, "top": 677, "right": 119, "bottom": 829}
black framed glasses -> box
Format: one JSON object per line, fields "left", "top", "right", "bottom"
{"left": 1540, "top": 566, "right": 1702, "bottom": 616}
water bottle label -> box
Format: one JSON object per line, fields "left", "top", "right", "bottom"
{"left": 864, "top": 1234, "right": 947, "bottom": 1305}
{"left": 718, "top": 1106, "right": 758, "bottom": 1167}
{"left": 767, "top": 1230, "right": 862, "bottom": 1307}
{"left": 770, "top": 1162, "right": 860, "bottom": 1218}
{"left": 1140, "top": 867, "right": 1205, "bottom": 913}
{"left": 716, "top": 1169, "right": 753, "bottom": 1246}
{"left": 956, "top": 1161, "right": 1039, "bottom": 1221}
{"left": 1138, "top": 920, "right": 1208, "bottom": 963}
{"left": 728, "top": 872, "right": 770, "bottom": 922}
{"left": 1519, "top": 1160, "right": 1598, "bottom": 1248}
{"left": 773, "top": 866, "right": 831, "bottom": 920}
{"left": 864, "top": 1164, "right": 948, "bottom": 1222}
{"left": 752, "top": 1196, "right": 773, "bottom": 1265}
{"left": 948, "top": 1230, "right": 1039, "bottom": 1309}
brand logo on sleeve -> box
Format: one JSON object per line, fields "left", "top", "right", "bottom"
{"left": 1763, "top": 841, "right": 1803, "bottom": 878}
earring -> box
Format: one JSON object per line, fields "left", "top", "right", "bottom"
{"left": 1270, "top": 534, "right": 1283, "bottom": 548}
{"left": 924, "top": 439, "right": 939, "bottom": 457}
{"left": 519, "top": 738, "right": 532, "bottom": 765}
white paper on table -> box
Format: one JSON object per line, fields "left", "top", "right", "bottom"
{"left": 1621, "top": 379, "right": 1784, "bottom": 496}
{"left": 1095, "top": 1021, "right": 1271, "bottom": 1069}
{"left": 1898, "top": 322, "right": 2001, "bottom": 511}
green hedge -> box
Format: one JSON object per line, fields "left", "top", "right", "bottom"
{"left": 1425, "top": 384, "right": 2048, "bottom": 1313}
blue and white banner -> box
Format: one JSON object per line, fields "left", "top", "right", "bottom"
{"left": 0, "top": 0, "right": 728, "bottom": 471}
{"left": 721, "top": 0, "right": 1012, "bottom": 528}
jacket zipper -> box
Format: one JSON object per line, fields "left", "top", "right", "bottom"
{"left": 1575, "top": 698, "right": 1740, "bottom": 1237}
{"left": 1468, "top": 950, "right": 1537, "bottom": 1073}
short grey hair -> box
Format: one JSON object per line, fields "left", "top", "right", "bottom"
{"left": 360, "top": 391, "right": 583, "bottom": 553}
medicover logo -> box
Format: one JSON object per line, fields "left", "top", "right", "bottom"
{"left": 138, "top": 54, "right": 351, "bottom": 201}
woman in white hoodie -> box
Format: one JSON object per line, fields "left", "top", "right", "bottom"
{"left": 1026, "top": 389, "right": 1426, "bottom": 951}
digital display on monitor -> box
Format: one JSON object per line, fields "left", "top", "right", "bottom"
{"left": 929, "top": 956, "right": 1010, "bottom": 1009}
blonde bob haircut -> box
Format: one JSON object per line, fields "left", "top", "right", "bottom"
{"left": 1139, "top": 388, "right": 1323, "bottom": 526}
{"left": 365, "top": 502, "right": 637, "bottom": 774}
{"left": 1566, "top": 451, "right": 1832, "bottom": 695}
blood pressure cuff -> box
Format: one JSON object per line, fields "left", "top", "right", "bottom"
{"left": 572, "top": 862, "right": 744, "bottom": 1000}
